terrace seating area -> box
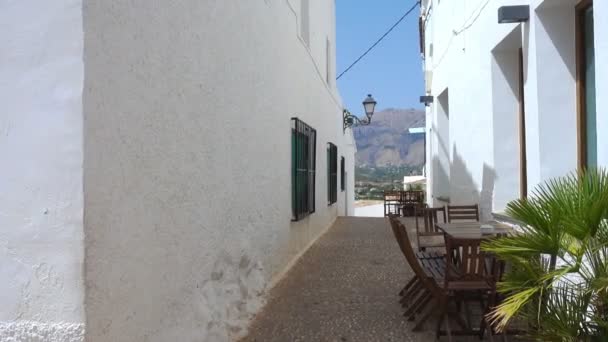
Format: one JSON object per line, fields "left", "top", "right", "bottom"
{"left": 383, "top": 190, "right": 425, "bottom": 217}
{"left": 390, "top": 214, "right": 511, "bottom": 341}
{"left": 243, "top": 215, "right": 521, "bottom": 341}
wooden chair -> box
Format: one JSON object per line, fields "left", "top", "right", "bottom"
{"left": 447, "top": 204, "right": 480, "bottom": 222}
{"left": 388, "top": 215, "right": 437, "bottom": 296}
{"left": 384, "top": 191, "right": 402, "bottom": 216}
{"left": 401, "top": 190, "right": 425, "bottom": 217}
{"left": 415, "top": 206, "right": 447, "bottom": 252}
{"left": 388, "top": 216, "right": 447, "bottom": 329}
{"left": 437, "top": 234, "right": 498, "bottom": 341}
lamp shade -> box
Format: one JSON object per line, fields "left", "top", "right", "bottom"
{"left": 420, "top": 95, "right": 434, "bottom": 104}
{"left": 498, "top": 5, "right": 530, "bottom": 24}
{"left": 362, "top": 94, "right": 377, "bottom": 118}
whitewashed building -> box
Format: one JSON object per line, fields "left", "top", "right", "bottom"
{"left": 421, "top": 0, "right": 606, "bottom": 216}
{"left": 1, "top": 1, "right": 355, "bottom": 341}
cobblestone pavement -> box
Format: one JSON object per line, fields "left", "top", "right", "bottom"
{"left": 241, "top": 217, "right": 510, "bottom": 342}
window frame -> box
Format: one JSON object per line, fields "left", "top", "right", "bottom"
{"left": 340, "top": 156, "right": 345, "bottom": 192}
{"left": 327, "top": 143, "right": 338, "bottom": 205}
{"left": 291, "top": 118, "right": 317, "bottom": 221}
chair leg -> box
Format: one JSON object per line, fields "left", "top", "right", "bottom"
{"left": 404, "top": 291, "right": 430, "bottom": 318}
{"left": 479, "top": 300, "right": 492, "bottom": 340}
{"left": 413, "top": 305, "right": 434, "bottom": 331}
{"left": 463, "top": 299, "right": 473, "bottom": 330}
{"left": 401, "top": 286, "right": 422, "bottom": 309}
{"left": 445, "top": 313, "right": 453, "bottom": 342}
{"left": 487, "top": 293, "right": 502, "bottom": 342}
{"left": 479, "top": 316, "right": 487, "bottom": 340}
{"left": 401, "top": 279, "right": 422, "bottom": 306}
{"left": 435, "top": 314, "right": 444, "bottom": 341}
{"left": 399, "top": 277, "right": 417, "bottom": 296}
{"left": 435, "top": 299, "right": 448, "bottom": 341}
{"left": 452, "top": 313, "right": 468, "bottom": 332}
{"left": 409, "top": 293, "right": 432, "bottom": 322}
{"left": 478, "top": 313, "right": 493, "bottom": 341}
{"left": 416, "top": 293, "right": 432, "bottom": 314}
{"left": 403, "top": 284, "right": 425, "bottom": 307}
{"left": 487, "top": 324, "right": 495, "bottom": 342}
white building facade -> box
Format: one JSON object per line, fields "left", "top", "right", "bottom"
{"left": 1, "top": 1, "right": 355, "bottom": 341}
{"left": 421, "top": 0, "right": 606, "bottom": 217}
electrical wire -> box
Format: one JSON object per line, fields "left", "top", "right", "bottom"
{"left": 422, "top": 2, "right": 433, "bottom": 31}
{"left": 336, "top": 1, "right": 421, "bottom": 80}
{"left": 452, "top": 0, "right": 491, "bottom": 36}
{"left": 431, "top": 0, "right": 491, "bottom": 70}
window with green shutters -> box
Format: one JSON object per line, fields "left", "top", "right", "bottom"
{"left": 340, "top": 156, "right": 345, "bottom": 192}
{"left": 291, "top": 118, "right": 316, "bottom": 221}
{"left": 327, "top": 143, "right": 338, "bottom": 205}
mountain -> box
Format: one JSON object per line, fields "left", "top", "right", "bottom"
{"left": 353, "top": 108, "right": 425, "bottom": 168}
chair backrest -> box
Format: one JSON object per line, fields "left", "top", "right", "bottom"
{"left": 402, "top": 190, "right": 424, "bottom": 204}
{"left": 447, "top": 204, "right": 480, "bottom": 222}
{"left": 388, "top": 216, "right": 441, "bottom": 293}
{"left": 388, "top": 215, "right": 408, "bottom": 255}
{"left": 384, "top": 191, "right": 401, "bottom": 202}
{"left": 384, "top": 191, "right": 402, "bottom": 216}
{"left": 484, "top": 235, "right": 509, "bottom": 283}
{"left": 444, "top": 235, "right": 489, "bottom": 286}
{"left": 415, "top": 206, "right": 447, "bottom": 235}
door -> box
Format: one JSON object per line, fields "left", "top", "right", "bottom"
{"left": 518, "top": 48, "right": 528, "bottom": 198}
{"left": 576, "top": 0, "right": 597, "bottom": 169}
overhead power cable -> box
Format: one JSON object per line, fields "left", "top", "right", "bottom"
{"left": 336, "top": 1, "right": 421, "bottom": 80}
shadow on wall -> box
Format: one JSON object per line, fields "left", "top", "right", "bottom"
{"left": 430, "top": 120, "right": 451, "bottom": 206}
{"left": 536, "top": 4, "right": 576, "bottom": 79}
{"left": 449, "top": 145, "right": 496, "bottom": 221}
{"left": 431, "top": 154, "right": 450, "bottom": 204}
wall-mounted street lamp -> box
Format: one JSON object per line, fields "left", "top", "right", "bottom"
{"left": 420, "top": 95, "right": 434, "bottom": 107}
{"left": 343, "top": 94, "right": 377, "bottom": 132}
{"left": 498, "top": 5, "right": 530, "bottom": 24}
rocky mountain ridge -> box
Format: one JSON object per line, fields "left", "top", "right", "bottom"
{"left": 353, "top": 108, "right": 425, "bottom": 168}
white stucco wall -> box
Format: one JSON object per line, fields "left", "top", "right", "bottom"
{"left": 423, "top": 0, "right": 605, "bottom": 215}
{"left": 82, "top": 1, "right": 353, "bottom": 341}
{"left": 531, "top": 1, "right": 578, "bottom": 184}
{"left": 491, "top": 27, "right": 521, "bottom": 210}
{"left": 0, "top": 1, "right": 85, "bottom": 341}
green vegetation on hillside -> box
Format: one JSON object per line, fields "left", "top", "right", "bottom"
{"left": 355, "top": 165, "right": 422, "bottom": 183}
{"left": 355, "top": 165, "right": 423, "bottom": 200}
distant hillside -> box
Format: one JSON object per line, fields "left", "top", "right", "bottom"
{"left": 353, "top": 108, "right": 425, "bottom": 168}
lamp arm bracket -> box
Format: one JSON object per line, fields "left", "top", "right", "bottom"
{"left": 343, "top": 109, "right": 371, "bottom": 133}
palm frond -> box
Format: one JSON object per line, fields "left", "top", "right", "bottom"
{"left": 487, "top": 287, "right": 540, "bottom": 332}
{"left": 529, "top": 286, "right": 594, "bottom": 340}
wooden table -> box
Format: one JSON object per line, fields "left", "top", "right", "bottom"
{"left": 436, "top": 221, "right": 513, "bottom": 239}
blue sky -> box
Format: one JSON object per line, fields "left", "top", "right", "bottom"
{"left": 336, "top": 0, "right": 424, "bottom": 112}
